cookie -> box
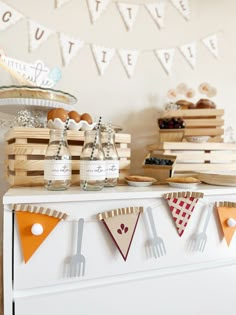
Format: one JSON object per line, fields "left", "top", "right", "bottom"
{"left": 165, "top": 177, "right": 200, "bottom": 183}
{"left": 125, "top": 175, "right": 156, "bottom": 182}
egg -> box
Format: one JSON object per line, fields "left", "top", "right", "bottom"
{"left": 81, "top": 113, "right": 93, "bottom": 124}
{"left": 68, "top": 110, "right": 81, "bottom": 123}
{"left": 52, "top": 108, "right": 68, "bottom": 122}
{"left": 47, "top": 109, "right": 56, "bottom": 121}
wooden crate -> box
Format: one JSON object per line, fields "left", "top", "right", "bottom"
{"left": 146, "top": 142, "right": 236, "bottom": 175}
{"left": 160, "top": 108, "right": 224, "bottom": 142}
{"left": 5, "top": 127, "right": 131, "bottom": 187}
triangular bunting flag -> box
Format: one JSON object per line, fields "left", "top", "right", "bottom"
{"left": 179, "top": 42, "right": 196, "bottom": 69}
{"left": 55, "top": 0, "right": 71, "bottom": 9}
{"left": 98, "top": 207, "right": 143, "bottom": 261}
{"left": 164, "top": 192, "right": 204, "bottom": 237}
{"left": 118, "top": 49, "right": 139, "bottom": 78}
{"left": 202, "top": 34, "right": 219, "bottom": 59}
{"left": 59, "top": 33, "right": 84, "bottom": 66}
{"left": 28, "top": 20, "right": 54, "bottom": 52}
{"left": 117, "top": 2, "right": 139, "bottom": 31}
{"left": 171, "top": 0, "right": 190, "bottom": 21}
{"left": 0, "top": 1, "right": 23, "bottom": 31}
{"left": 216, "top": 202, "right": 236, "bottom": 246}
{"left": 87, "top": 0, "right": 110, "bottom": 24}
{"left": 155, "top": 48, "right": 175, "bottom": 75}
{"left": 145, "top": 1, "right": 166, "bottom": 29}
{"left": 15, "top": 204, "right": 68, "bottom": 263}
{"left": 91, "top": 44, "right": 115, "bottom": 75}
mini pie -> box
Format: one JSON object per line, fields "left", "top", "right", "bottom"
{"left": 125, "top": 175, "right": 156, "bottom": 183}
{"left": 165, "top": 177, "right": 200, "bottom": 183}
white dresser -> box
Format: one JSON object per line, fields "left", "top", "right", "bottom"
{"left": 3, "top": 185, "right": 236, "bottom": 315}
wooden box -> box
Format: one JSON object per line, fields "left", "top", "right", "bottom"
{"left": 159, "top": 108, "right": 224, "bottom": 142}
{"left": 5, "top": 127, "right": 131, "bottom": 187}
{"left": 142, "top": 153, "right": 176, "bottom": 181}
{"left": 147, "top": 142, "right": 236, "bottom": 175}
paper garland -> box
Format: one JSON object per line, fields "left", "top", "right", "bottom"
{"left": 0, "top": 0, "right": 23, "bottom": 31}
{"left": 117, "top": 2, "right": 139, "bottom": 31}
{"left": 55, "top": 0, "right": 71, "bottom": 9}
{"left": 179, "top": 42, "right": 196, "bottom": 69}
{"left": 98, "top": 206, "right": 143, "bottom": 261}
{"left": 145, "top": 1, "right": 166, "bottom": 29}
{"left": 216, "top": 202, "right": 236, "bottom": 246}
{"left": 14, "top": 204, "right": 68, "bottom": 263}
{"left": 155, "top": 48, "right": 175, "bottom": 75}
{"left": 59, "top": 33, "right": 84, "bottom": 66}
{"left": 91, "top": 45, "right": 115, "bottom": 75}
{"left": 202, "top": 34, "right": 219, "bottom": 59}
{"left": 118, "top": 49, "right": 139, "bottom": 77}
{"left": 171, "top": 0, "right": 190, "bottom": 21}
{"left": 28, "top": 20, "right": 54, "bottom": 52}
{"left": 87, "top": 0, "right": 110, "bottom": 24}
{"left": 164, "top": 191, "right": 204, "bottom": 237}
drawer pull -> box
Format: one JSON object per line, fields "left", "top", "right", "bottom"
{"left": 31, "top": 223, "right": 44, "bottom": 236}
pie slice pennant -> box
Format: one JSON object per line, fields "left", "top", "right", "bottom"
{"left": 98, "top": 207, "right": 143, "bottom": 261}
{"left": 216, "top": 202, "right": 236, "bottom": 246}
{"left": 164, "top": 191, "right": 204, "bottom": 237}
{"left": 15, "top": 204, "right": 68, "bottom": 263}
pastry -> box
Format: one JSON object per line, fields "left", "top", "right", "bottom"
{"left": 125, "top": 175, "right": 156, "bottom": 182}
{"left": 165, "top": 177, "right": 200, "bottom": 183}
{"left": 195, "top": 98, "right": 216, "bottom": 109}
{"left": 176, "top": 99, "right": 195, "bottom": 109}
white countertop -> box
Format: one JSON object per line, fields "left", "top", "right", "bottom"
{"left": 2, "top": 184, "right": 236, "bottom": 204}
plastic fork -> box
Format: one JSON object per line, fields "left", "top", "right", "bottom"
{"left": 67, "top": 218, "right": 86, "bottom": 277}
{"left": 146, "top": 207, "right": 166, "bottom": 258}
{"left": 192, "top": 206, "right": 212, "bottom": 252}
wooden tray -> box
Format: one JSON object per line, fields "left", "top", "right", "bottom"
{"left": 197, "top": 171, "right": 236, "bottom": 186}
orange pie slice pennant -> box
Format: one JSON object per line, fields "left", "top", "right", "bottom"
{"left": 98, "top": 207, "right": 143, "bottom": 261}
{"left": 217, "top": 205, "right": 236, "bottom": 246}
{"left": 15, "top": 205, "right": 68, "bottom": 263}
{"left": 164, "top": 191, "right": 204, "bottom": 237}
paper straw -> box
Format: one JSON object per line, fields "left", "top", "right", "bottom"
{"left": 106, "top": 122, "right": 112, "bottom": 159}
{"left": 83, "top": 116, "right": 102, "bottom": 189}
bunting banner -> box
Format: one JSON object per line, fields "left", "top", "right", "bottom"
{"left": 98, "top": 207, "right": 143, "bottom": 261}
{"left": 179, "top": 42, "right": 196, "bottom": 69}
{"left": 118, "top": 49, "right": 139, "bottom": 78}
{"left": 55, "top": 0, "right": 71, "bottom": 9}
{"left": 59, "top": 33, "right": 84, "bottom": 66}
{"left": 28, "top": 20, "right": 54, "bottom": 52}
{"left": 202, "top": 33, "right": 219, "bottom": 59}
{"left": 0, "top": 0, "right": 23, "bottom": 31}
{"left": 145, "top": 0, "right": 166, "bottom": 29}
{"left": 216, "top": 202, "right": 236, "bottom": 246}
{"left": 87, "top": 0, "right": 110, "bottom": 24}
{"left": 91, "top": 44, "right": 115, "bottom": 75}
{"left": 171, "top": 0, "right": 190, "bottom": 21}
{"left": 155, "top": 48, "right": 175, "bottom": 75}
{"left": 117, "top": 2, "right": 139, "bottom": 31}
{"left": 14, "top": 204, "right": 68, "bottom": 263}
{"left": 164, "top": 191, "right": 204, "bottom": 237}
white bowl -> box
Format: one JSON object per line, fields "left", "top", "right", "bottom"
{"left": 185, "top": 136, "right": 210, "bottom": 143}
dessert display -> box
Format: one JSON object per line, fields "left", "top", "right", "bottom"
{"left": 47, "top": 108, "right": 96, "bottom": 130}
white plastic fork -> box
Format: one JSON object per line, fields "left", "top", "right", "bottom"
{"left": 193, "top": 206, "right": 212, "bottom": 252}
{"left": 146, "top": 207, "right": 166, "bottom": 258}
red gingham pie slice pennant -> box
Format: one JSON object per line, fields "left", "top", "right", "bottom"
{"left": 164, "top": 191, "right": 204, "bottom": 237}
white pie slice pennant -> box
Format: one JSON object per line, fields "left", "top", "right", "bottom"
{"left": 118, "top": 49, "right": 139, "bottom": 78}
{"left": 117, "top": 2, "right": 139, "bottom": 31}
{"left": 28, "top": 20, "right": 55, "bottom": 52}
{"left": 164, "top": 192, "right": 204, "bottom": 237}
{"left": 91, "top": 44, "right": 115, "bottom": 75}
{"left": 0, "top": 0, "right": 23, "bottom": 31}
{"left": 179, "top": 42, "right": 197, "bottom": 69}
{"left": 59, "top": 33, "right": 84, "bottom": 66}
{"left": 171, "top": 0, "right": 190, "bottom": 21}
{"left": 145, "top": 1, "right": 166, "bottom": 29}
{"left": 155, "top": 48, "right": 175, "bottom": 75}
{"left": 55, "top": 0, "right": 71, "bottom": 9}
{"left": 202, "top": 33, "right": 219, "bottom": 59}
{"left": 98, "top": 207, "right": 143, "bottom": 261}
{"left": 87, "top": 0, "right": 110, "bottom": 24}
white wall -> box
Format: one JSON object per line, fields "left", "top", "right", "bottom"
{"left": 0, "top": 0, "right": 236, "bottom": 178}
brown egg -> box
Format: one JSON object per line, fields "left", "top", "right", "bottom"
{"left": 81, "top": 113, "right": 93, "bottom": 124}
{"left": 47, "top": 109, "right": 56, "bottom": 121}
{"left": 68, "top": 110, "right": 81, "bottom": 123}
{"left": 52, "top": 108, "right": 68, "bottom": 122}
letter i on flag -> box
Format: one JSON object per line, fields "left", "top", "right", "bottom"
{"left": 91, "top": 45, "right": 115, "bottom": 75}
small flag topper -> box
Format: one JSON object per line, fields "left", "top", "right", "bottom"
{"left": 98, "top": 206, "right": 143, "bottom": 261}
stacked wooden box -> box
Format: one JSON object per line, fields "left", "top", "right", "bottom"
{"left": 159, "top": 108, "right": 224, "bottom": 142}
{"left": 5, "top": 127, "right": 131, "bottom": 187}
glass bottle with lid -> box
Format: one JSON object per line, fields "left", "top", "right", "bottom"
{"left": 44, "top": 129, "right": 72, "bottom": 191}
{"left": 101, "top": 129, "right": 119, "bottom": 187}
{"left": 80, "top": 129, "right": 106, "bottom": 191}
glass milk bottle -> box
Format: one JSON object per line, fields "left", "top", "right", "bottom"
{"left": 80, "top": 130, "right": 106, "bottom": 191}
{"left": 44, "top": 129, "right": 72, "bottom": 191}
{"left": 101, "top": 130, "right": 119, "bottom": 187}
